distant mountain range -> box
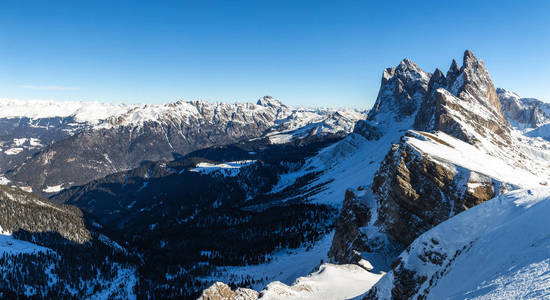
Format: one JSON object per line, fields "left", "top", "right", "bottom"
{"left": 0, "top": 97, "right": 365, "bottom": 196}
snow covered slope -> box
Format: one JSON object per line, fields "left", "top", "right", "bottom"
{"left": 367, "top": 188, "right": 550, "bottom": 299}
{"left": 404, "top": 130, "right": 550, "bottom": 188}
{"left": 260, "top": 263, "right": 382, "bottom": 300}
{"left": 0, "top": 226, "right": 50, "bottom": 255}
{"left": 190, "top": 160, "right": 257, "bottom": 177}
{"left": 202, "top": 232, "right": 336, "bottom": 293}
{"left": 201, "top": 258, "right": 382, "bottom": 300}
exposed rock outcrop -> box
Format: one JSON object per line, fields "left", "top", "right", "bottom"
{"left": 457, "top": 50, "right": 503, "bottom": 114}
{"left": 198, "top": 282, "right": 259, "bottom": 300}
{"left": 414, "top": 50, "right": 510, "bottom": 146}
{"left": 368, "top": 59, "right": 431, "bottom": 123}
{"left": 372, "top": 132, "right": 513, "bottom": 246}
{"left": 328, "top": 189, "right": 371, "bottom": 264}
{"left": 353, "top": 120, "right": 382, "bottom": 140}
{"left": 413, "top": 68, "right": 447, "bottom": 131}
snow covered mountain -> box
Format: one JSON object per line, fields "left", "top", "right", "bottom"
{"left": 329, "top": 50, "right": 550, "bottom": 269}
{"left": 366, "top": 188, "right": 550, "bottom": 299}
{"left": 497, "top": 88, "right": 550, "bottom": 144}
{"left": 199, "top": 50, "right": 550, "bottom": 300}
{"left": 3, "top": 49, "right": 550, "bottom": 299}
{"left": 497, "top": 88, "right": 550, "bottom": 130}
{"left": 0, "top": 97, "right": 365, "bottom": 196}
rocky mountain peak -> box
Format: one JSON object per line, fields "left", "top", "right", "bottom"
{"left": 382, "top": 67, "right": 396, "bottom": 81}
{"left": 445, "top": 59, "right": 461, "bottom": 86}
{"left": 368, "top": 59, "right": 431, "bottom": 122}
{"left": 448, "top": 59, "right": 460, "bottom": 74}
{"left": 413, "top": 50, "right": 510, "bottom": 145}
{"left": 412, "top": 68, "right": 447, "bottom": 131}
{"left": 429, "top": 68, "right": 446, "bottom": 90}
{"left": 396, "top": 58, "right": 423, "bottom": 74}
{"left": 256, "top": 96, "right": 286, "bottom": 108}
{"left": 451, "top": 50, "right": 503, "bottom": 116}
{"left": 395, "top": 59, "right": 431, "bottom": 87}
{"left": 496, "top": 88, "right": 522, "bottom": 102}
{"left": 462, "top": 49, "right": 477, "bottom": 64}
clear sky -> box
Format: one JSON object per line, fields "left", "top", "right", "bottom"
{"left": 1, "top": 1, "right": 549, "bottom": 108}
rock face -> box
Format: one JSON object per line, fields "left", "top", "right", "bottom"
{"left": 353, "top": 120, "right": 382, "bottom": 140}
{"left": 457, "top": 50, "right": 502, "bottom": 113}
{"left": 368, "top": 59, "right": 431, "bottom": 123}
{"left": 414, "top": 50, "right": 510, "bottom": 146}
{"left": 198, "top": 282, "right": 259, "bottom": 300}
{"left": 328, "top": 189, "right": 371, "bottom": 264}
{"left": 412, "top": 68, "right": 446, "bottom": 131}
{"left": 498, "top": 88, "right": 550, "bottom": 129}
{"left": 372, "top": 132, "right": 512, "bottom": 247}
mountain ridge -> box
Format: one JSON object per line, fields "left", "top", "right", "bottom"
{"left": 0, "top": 97, "right": 365, "bottom": 196}
{"left": 201, "top": 50, "right": 550, "bottom": 299}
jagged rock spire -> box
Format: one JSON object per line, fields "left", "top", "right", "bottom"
{"left": 463, "top": 49, "right": 477, "bottom": 65}
{"left": 368, "top": 58, "right": 431, "bottom": 122}
{"left": 446, "top": 59, "right": 460, "bottom": 84}
{"left": 454, "top": 50, "right": 503, "bottom": 115}
{"left": 413, "top": 68, "right": 446, "bottom": 130}
{"left": 429, "top": 68, "right": 446, "bottom": 90}
{"left": 372, "top": 50, "right": 507, "bottom": 144}
{"left": 396, "top": 58, "right": 423, "bottom": 75}
{"left": 412, "top": 50, "right": 509, "bottom": 144}
{"left": 449, "top": 59, "right": 460, "bottom": 74}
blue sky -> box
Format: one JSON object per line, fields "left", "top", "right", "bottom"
{"left": 1, "top": 1, "right": 549, "bottom": 108}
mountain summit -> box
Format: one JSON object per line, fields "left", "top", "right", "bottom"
{"left": 256, "top": 96, "right": 286, "bottom": 108}
{"left": 326, "top": 50, "right": 550, "bottom": 299}
{"left": 198, "top": 50, "right": 550, "bottom": 299}
{"left": 368, "top": 58, "right": 430, "bottom": 123}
